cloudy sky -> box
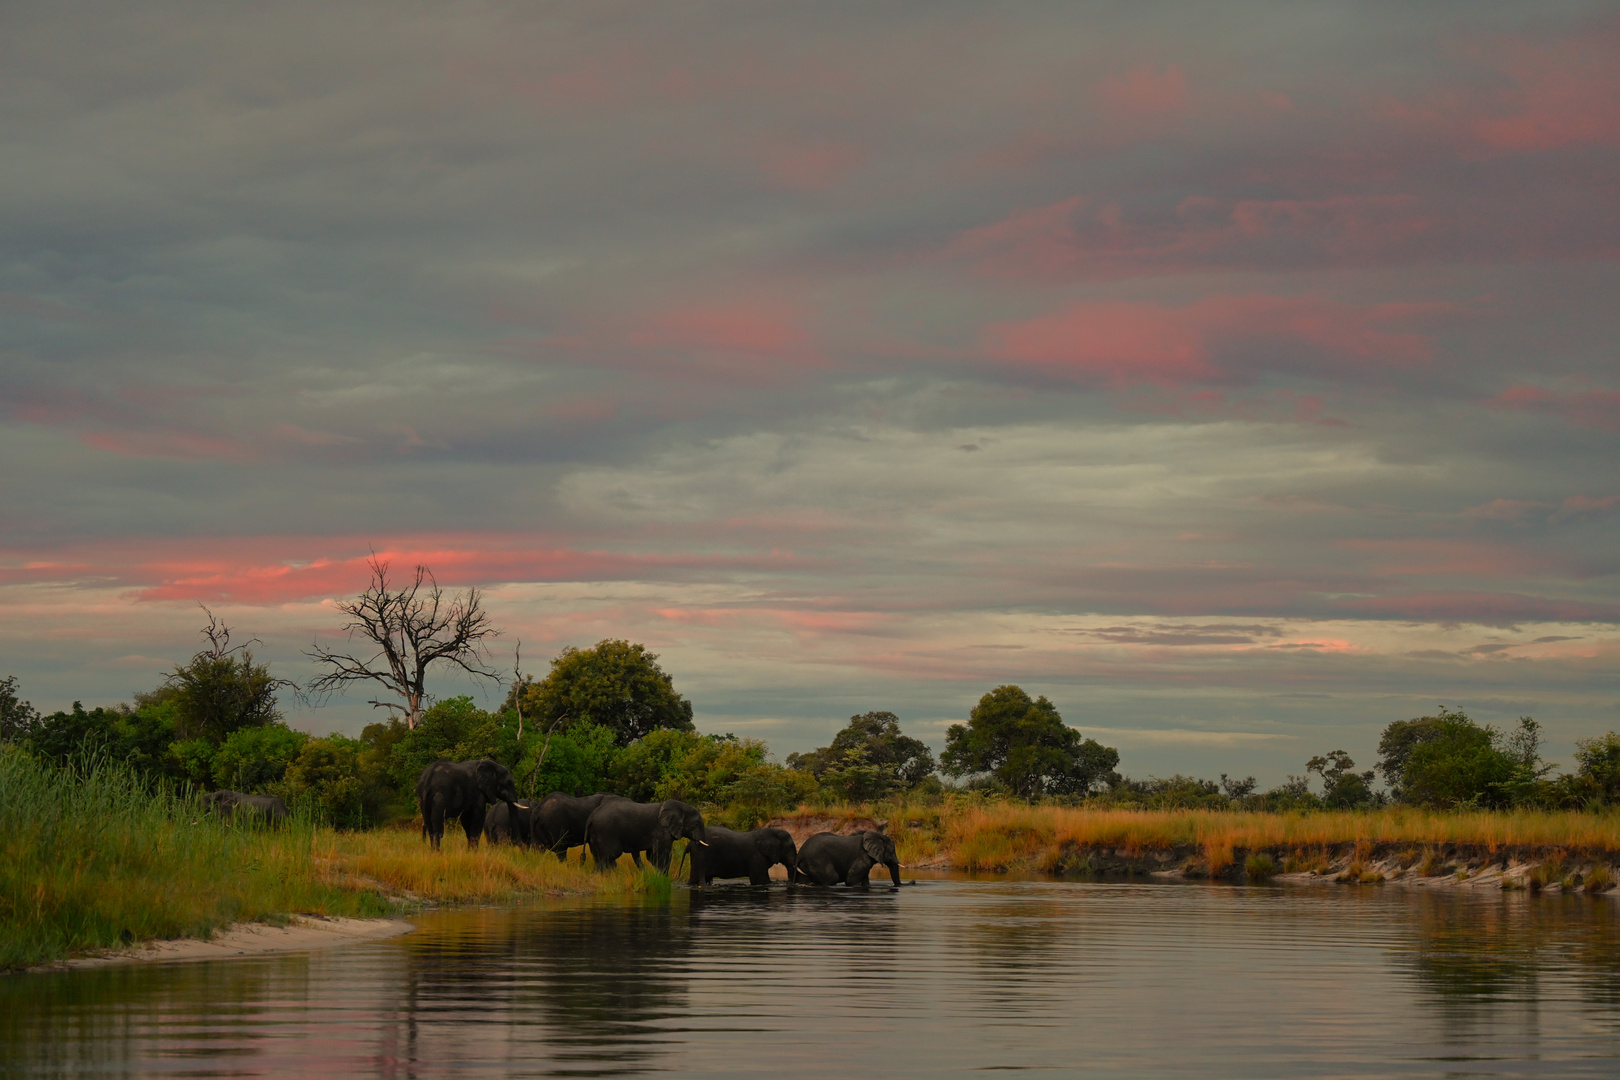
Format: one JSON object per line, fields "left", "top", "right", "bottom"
{"left": 3, "top": 1, "right": 1617, "bottom": 783}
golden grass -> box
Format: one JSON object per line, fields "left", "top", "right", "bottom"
{"left": 309, "top": 827, "right": 661, "bottom": 904}
{"left": 801, "top": 798, "right": 1620, "bottom": 872}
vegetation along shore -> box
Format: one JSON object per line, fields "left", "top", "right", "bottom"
{"left": 4, "top": 566, "right": 1618, "bottom": 969}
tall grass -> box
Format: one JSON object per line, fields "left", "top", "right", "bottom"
{"left": 0, "top": 749, "right": 665, "bottom": 969}
{"left": 0, "top": 747, "right": 388, "bottom": 969}
{"left": 310, "top": 825, "right": 661, "bottom": 903}
{"left": 784, "top": 798, "right": 1620, "bottom": 873}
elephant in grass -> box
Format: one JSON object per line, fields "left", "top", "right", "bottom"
{"left": 688, "top": 825, "right": 797, "bottom": 886}
{"left": 532, "top": 791, "right": 616, "bottom": 861}
{"left": 202, "top": 790, "right": 289, "bottom": 822}
{"left": 416, "top": 759, "right": 519, "bottom": 850}
{"left": 584, "top": 798, "right": 708, "bottom": 873}
{"left": 795, "top": 829, "right": 903, "bottom": 887}
{"left": 483, "top": 799, "right": 540, "bottom": 845}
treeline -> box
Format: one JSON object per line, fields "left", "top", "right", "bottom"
{"left": 4, "top": 630, "right": 1619, "bottom": 827}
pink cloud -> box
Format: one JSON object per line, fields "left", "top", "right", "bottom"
{"left": 80, "top": 428, "right": 252, "bottom": 461}
{"left": 1489, "top": 385, "right": 1620, "bottom": 430}
{"left": 1099, "top": 65, "right": 1189, "bottom": 122}
{"left": 0, "top": 535, "right": 825, "bottom": 605}
{"left": 1335, "top": 538, "right": 1555, "bottom": 579}
{"left": 1381, "top": 29, "right": 1620, "bottom": 154}
{"left": 1559, "top": 493, "right": 1620, "bottom": 517}
{"left": 1337, "top": 591, "right": 1620, "bottom": 626}
{"left": 947, "top": 192, "right": 1440, "bottom": 279}
{"left": 761, "top": 143, "right": 865, "bottom": 192}
{"left": 983, "top": 294, "right": 1434, "bottom": 387}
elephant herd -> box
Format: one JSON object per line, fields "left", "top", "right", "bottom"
{"left": 415, "top": 757, "right": 905, "bottom": 888}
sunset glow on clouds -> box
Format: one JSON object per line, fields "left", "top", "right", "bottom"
{"left": 2, "top": 2, "right": 1617, "bottom": 779}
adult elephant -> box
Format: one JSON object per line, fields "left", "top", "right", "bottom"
{"left": 202, "top": 790, "right": 289, "bottom": 822}
{"left": 416, "top": 759, "right": 519, "bottom": 850}
{"left": 796, "top": 829, "right": 902, "bottom": 888}
{"left": 688, "top": 825, "right": 797, "bottom": 887}
{"left": 584, "top": 798, "right": 708, "bottom": 873}
{"left": 532, "top": 791, "right": 616, "bottom": 861}
{"left": 483, "top": 799, "right": 540, "bottom": 845}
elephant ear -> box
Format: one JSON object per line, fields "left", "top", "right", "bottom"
{"left": 656, "top": 802, "right": 681, "bottom": 832}
{"left": 862, "top": 831, "right": 889, "bottom": 860}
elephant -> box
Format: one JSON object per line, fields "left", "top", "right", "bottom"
{"left": 201, "top": 789, "right": 289, "bottom": 822}
{"left": 795, "top": 829, "right": 902, "bottom": 887}
{"left": 483, "top": 799, "right": 540, "bottom": 845}
{"left": 584, "top": 798, "right": 708, "bottom": 873}
{"left": 415, "top": 758, "right": 520, "bottom": 849}
{"left": 532, "top": 791, "right": 616, "bottom": 861}
{"left": 687, "top": 825, "right": 797, "bottom": 886}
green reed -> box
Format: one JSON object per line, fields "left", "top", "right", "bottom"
{"left": 0, "top": 747, "right": 389, "bottom": 969}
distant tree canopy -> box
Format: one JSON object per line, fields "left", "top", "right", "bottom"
{"left": 1376, "top": 707, "right": 1552, "bottom": 808}
{"left": 512, "top": 639, "right": 694, "bottom": 747}
{"left": 1305, "top": 750, "right": 1377, "bottom": 809}
{"left": 942, "top": 685, "right": 1119, "bottom": 800}
{"left": 0, "top": 675, "right": 38, "bottom": 744}
{"left": 786, "top": 711, "right": 937, "bottom": 801}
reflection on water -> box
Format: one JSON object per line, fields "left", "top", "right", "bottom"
{"left": 4, "top": 878, "right": 1618, "bottom": 1077}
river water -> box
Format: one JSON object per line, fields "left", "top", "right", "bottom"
{"left": 4, "top": 875, "right": 1619, "bottom": 1077}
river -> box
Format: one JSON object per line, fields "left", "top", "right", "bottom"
{"left": 5, "top": 875, "right": 1619, "bottom": 1077}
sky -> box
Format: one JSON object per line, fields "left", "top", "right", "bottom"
{"left": 2, "top": 1, "right": 1617, "bottom": 785}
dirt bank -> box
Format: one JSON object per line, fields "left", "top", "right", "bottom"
{"left": 33, "top": 915, "right": 415, "bottom": 972}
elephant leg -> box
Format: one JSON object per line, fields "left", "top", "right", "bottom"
{"left": 427, "top": 802, "right": 446, "bottom": 849}
{"left": 630, "top": 850, "right": 645, "bottom": 869}
{"left": 845, "top": 855, "right": 875, "bottom": 888}
{"left": 461, "top": 808, "right": 482, "bottom": 848}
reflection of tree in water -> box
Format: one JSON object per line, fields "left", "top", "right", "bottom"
{"left": 393, "top": 898, "right": 699, "bottom": 1076}
{"left": 1402, "top": 891, "right": 1620, "bottom": 1045}
{"left": 0, "top": 954, "right": 312, "bottom": 1074}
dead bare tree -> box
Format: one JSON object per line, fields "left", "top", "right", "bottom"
{"left": 305, "top": 556, "right": 500, "bottom": 729}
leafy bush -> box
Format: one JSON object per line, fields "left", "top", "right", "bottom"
{"left": 210, "top": 725, "right": 310, "bottom": 791}
{"left": 274, "top": 735, "right": 384, "bottom": 828}
{"left": 788, "top": 711, "right": 937, "bottom": 791}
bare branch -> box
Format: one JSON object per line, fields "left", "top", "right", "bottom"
{"left": 304, "top": 555, "right": 501, "bottom": 728}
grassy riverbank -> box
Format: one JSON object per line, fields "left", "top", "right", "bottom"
{"left": 785, "top": 799, "right": 1620, "bottom": 875}
{"left": 0, "top": 749, "right": 661, "bottom": 970}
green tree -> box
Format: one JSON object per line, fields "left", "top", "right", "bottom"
{"left": 787, "top": 711, "right": 937, "bottom": 789}
{"left": 275, "top": 735, "right": 378, "bottom": 827}
{"left": 26, "top": 701, "right": 180, "bottom": 779}
{"left": 0, "top": 676, "right": 39, "bottom": 743}
{"left": 1573, "top": 731, "right": 1620, "bottom": 804}
{"left": 150, "top": 609, "right": 294, "bottom": 744}
{"left": 514, "top": 639, "right": 694, "bottom": 747}
{"left": 210, "top": 725, "right": 310, "bottom": 791}
{"left": 942, "top": 686, "right": 1119, "bottom": 800}
{"left": 1378, "top": 708, "right": 1552, "bottom": 808}
{"left": 1305, "top": 750, "right": 1377, "bottom": 808}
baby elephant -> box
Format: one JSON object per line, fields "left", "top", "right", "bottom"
{"left": 690, "top": 825, "right": 797, "bottom": 886}
{"left": 202, "top": 790, "right": 289, "bottom": 822}
{"left": 795, "top": 829, "right": 902, "bottom": 888}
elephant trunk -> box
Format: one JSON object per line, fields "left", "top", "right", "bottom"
{"left": 886, "top": 859, "right": 902, "bottom": 887}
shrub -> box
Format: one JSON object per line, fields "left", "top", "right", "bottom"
{"left": 1245, "top": 852, "right": 1277, "bottom": 881}
{"left": 210, "top": 725, "right": 309, "bottom": 791}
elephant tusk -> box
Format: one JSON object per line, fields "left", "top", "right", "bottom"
{"left": 698, "top": 840, "right": 709, "bottom": 846}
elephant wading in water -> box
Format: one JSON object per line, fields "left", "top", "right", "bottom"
{"left": 533, "top": 791, "right": 615, "bottom": 861}
{"left": 483, "top": 799, "right": 539, "bottom": 845}
{"left": 202, "top": 790, "right": 289, "bottom": 822}
{"left": 584, "top": 798, "right": 708, "bottom": 873}
{"left": 795, "top": 829, "right": 903, "bottom": 888}
{"left": 688, "top": 825, "right": 797, "bottom": 886}
{"left": 416, "top": 759, "right": 519, "bottom": 849}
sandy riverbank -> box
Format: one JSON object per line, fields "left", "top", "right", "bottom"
{"left": 33, "top": 916, "right": 415, "bottom": 973}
